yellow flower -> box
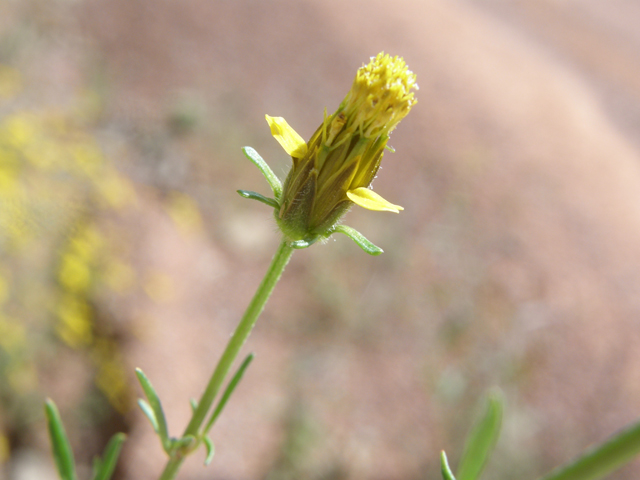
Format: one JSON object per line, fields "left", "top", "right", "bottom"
{"left": 266, "top": 52, "right": 417, "bottom": 242}
{"left": 0, "top": 65, "right": 22, "bottom": 99}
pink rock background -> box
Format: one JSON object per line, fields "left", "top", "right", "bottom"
{"left": 3, "top": 1, "right": 640, "bottom": 479}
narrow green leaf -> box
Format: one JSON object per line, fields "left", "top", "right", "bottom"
{"left": 204, "top": 436, "right": 215, "bottom": 465}
{"left": 135, "top": 368, "right": 169, "bottom": 443}
{"left": 537, "top": 417, "right": 640, "bottom": 480}
{"left": 204, "top": 353, "right": 255, "bottom": 434}
{"left": 92, "top": 457, "right": 103, "bottom": 478}
{"left": 441, "top": 451, "right": 457, "bottom": 480}
{"left": 137, "top": 399, "right": 159, "bottom": 434}
{"left": 242, "top": 146, "right": 283, "bottom": 200}
{"left": 236, "top": 190, "right": 280, "bottom": 209}
{"left": 457, "top": 390, "right": 503, "bottom": 480}
{"left": 44, "top": 399, "right": 78, "bottom": 480}
{"left": 330, "top": 225, "right": 384, "bottom": 255}
{"left": 92, "top": 433, "right": 126, "bottom": 480}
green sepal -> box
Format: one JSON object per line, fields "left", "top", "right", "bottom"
{"left": 91, "top": 433, "right": 127, "bottom": 480}
{"left": 135, "top": 368, "right": 170, "bottom": 448}
{"left": 45, "top": 399, "right": 78, "bottom": 480}
{"left": 204, "top": 353, "right": 255, "bottom": 434}
{"left": 242, "top": 146, "right": 283, "bottom": 200}
{"left": 203, "top": 436, "right": 215, "bottom": 465}
{"left": 289, "top": 236, "right": 321, "bottom": 249}
{"left": 536, "top": 415, "right": 640, "bottom": 480}
{"left": 457, "top": 389, "right": 503, "bottom": 480}
{"left": 441, "top": 451, "right": 457, "bottom": 480}
{"left": 237, "top": 190, "right": 280, "bottom": 209}
{"left": 329, "top": 225, "right": 383, "bottom": 255}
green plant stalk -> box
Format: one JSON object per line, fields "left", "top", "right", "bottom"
{"left": 159, "top": 239, "right": 294, "bottom": 480}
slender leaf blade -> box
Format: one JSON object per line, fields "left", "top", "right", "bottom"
{"left": 331, "top": 225, "right": 383, "bottom": 255}
{"left": 242, "top": 146, "right": 283, "bottom": 199}
{"left": 135, "top": 368, "right": 169, "bottom": 443}
{"left": 204, "top": 353, "right": 255, "bottom": 434}
{"left": 137, "top": 399, "right": 159, "bottom": 434}
{"left": 457, "top": 390, "right": 503, "bottom": 480}
{"left": 44, "top": 399, "right": 78, "bottom": 480}
{"left": 537, "top": 417, "right": 640, "bottom": 480}
{"left": 92, "top": 457, "right": 103, "bottom": 478}
{"left": 92, "top": 433, "right": 126, "bottom": 480}
{"left": 441, "top": 451, "right": 457, "bottom": 480}
{"left": 204, "top": 436, "right": 215, "bottom": 465}
{"left": 236, "top": 190, "right": 279, "bottom": 208}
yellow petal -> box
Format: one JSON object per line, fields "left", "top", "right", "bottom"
{"left": 265, "top": 115, "right": 308, "bottom": 158}
{"left": 346, "top": 187, "right": 404, "bottom": 213}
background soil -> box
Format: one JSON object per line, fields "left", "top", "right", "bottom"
{"left": 3, "top": 0, "right": 640, "bottom": 479}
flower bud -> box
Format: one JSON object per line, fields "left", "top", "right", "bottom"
{"left": 267, "top": 52, "right": 417, "bottom": 242}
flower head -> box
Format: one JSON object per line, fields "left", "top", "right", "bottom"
{"left": 266, "top": 53, "right": 417, "bottom": 243}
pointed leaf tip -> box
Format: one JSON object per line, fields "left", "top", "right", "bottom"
{"left": 441, "top": 451, "right": 457, "bottom": 480}
{"left": 135, "top": 369, "right": 169, "bottom": 445}
{"left": 204, "top": 436, "right": 215, "bottom": 465}
{"left": 137, "top": 399, "right": 161, "bottom": 434}
{"left": 457, "top": 390, "right": 503, "bottom": 480}
{"left": 241, "top": 146, "right": 283, "bottom": 199}
{"left": 331, "top": 225, "right": 383, "bottom": 255}
{"left": 45, "top": 399, "right": 77, "bottom": 480}
{"left": 92, "top": 432, "right": 126, "bottom": 480}
{"left": 237, "top": 190, "right": 280, "bottom": 208}
{"left": 204, "top": 353, "right": 255, "bottom": 434}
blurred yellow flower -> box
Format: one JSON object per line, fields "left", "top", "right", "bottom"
{"left": 0, "top": 315, "right": 26, "bottom": 353}
{"left": 55, "top": 294, "right": 93, "bottom": 348}
{"left": 144, "top": 271, "right": 176, "bottom": 303}
{"left": 0, "top": 275, "right": 8, "bottom": 305}
{"left": 102, "top": 260, "right": 136, "bottom": 294}
{"left": 0, "top": 65, "right": 22, "bottom": 99}
{"left": 0, "top": 433, "right": 9, "bottom": 464}
{"left": 167, "top": 191, "right": 203, "bottom": 236}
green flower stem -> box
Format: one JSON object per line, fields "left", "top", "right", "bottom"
{"left": 159, "top": 239, "right": 295, "bottom": 480}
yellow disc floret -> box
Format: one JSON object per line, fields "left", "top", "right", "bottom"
{"left": 340, "top": 52, "right": 418, "bottom": 139}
